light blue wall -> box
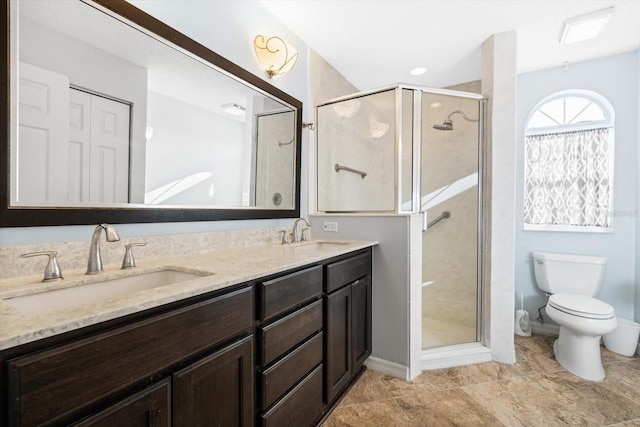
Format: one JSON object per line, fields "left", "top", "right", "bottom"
{"left": 311, "top": 215, "right": 411, "bottom": 368}
{"left": 515, "top": 52, "right": 639, "bottom": 322}
{"left": 1, "top": 0, "right": 310, "bottom": 246}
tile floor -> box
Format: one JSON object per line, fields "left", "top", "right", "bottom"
{"left": 323, "top": 334, "right": 640, "bottom": 426}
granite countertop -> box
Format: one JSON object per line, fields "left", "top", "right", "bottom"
{"left": 0, "top": 239, "right": 376, "bottom": 351}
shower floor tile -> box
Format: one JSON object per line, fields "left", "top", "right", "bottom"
{"left": 422, "top": 317, "right": 476, "bottom": 349}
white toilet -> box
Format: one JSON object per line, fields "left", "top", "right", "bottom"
{"left": 532, "top": 252, "right": 617, "bottom": 381}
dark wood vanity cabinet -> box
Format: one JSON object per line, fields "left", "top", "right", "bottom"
{"left": 324, "top": 251, "right": 373, "bottom": 404}
{"left": 1, "top": 247, "right": 374, "bottom": 427}
{"left": 256, "top": 266, "right": 324, "bottom": 427}
{"left": 71, "top": 379, "right": 171, "bottom": 427}
{"left": 2, "top": 285, "right": 255, "bottom": 427}
{"left": 173, "top": 335, "right": 254, "bottom": 427}
{"left": 254, "top": 249, "right": 373, "bottom": 426}
{"left": 351, "top": 276, "right": 373, "bottom": 373}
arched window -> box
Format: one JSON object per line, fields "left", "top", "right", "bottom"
{"left": 524, "top": 90, "right": 614, "bottom": 232}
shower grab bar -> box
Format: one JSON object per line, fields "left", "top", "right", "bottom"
{"left": 335, "top": 163, "right": 367, "bottom": 179}
{"left": 426, "top": 211, "right": 451, "bottom": 229}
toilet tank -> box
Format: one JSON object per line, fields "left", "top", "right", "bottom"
{"left": 532, "top": 252, "right": 607, "bottom": 296}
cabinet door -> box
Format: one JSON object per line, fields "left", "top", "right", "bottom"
{"left": 7, "top": 286, "right": 253, "bottom": 427}
{"left": 351, "top": 277, "right": 372, "bottom": 373}
{"left": 173, "top": 336, "right": 254, "bottom": 427}
{"left": 72, "top": 379, "right": 170, "bottom": 427}
{"left": 324, "top": 285, "right": 351, "bottom": 403}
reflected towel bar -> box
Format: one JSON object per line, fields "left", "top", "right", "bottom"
{"left": 278, "top": 137, "right": 294, "bottom": 147}
{"left": 426, "top": 211, "right": 450, "bottom": 229}
{"left": 335, "top": 163, "right": 367, "bottom": 179}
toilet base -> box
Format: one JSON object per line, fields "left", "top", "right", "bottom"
{"left": 554, "top": 327, "right": 605, "bottom": 381}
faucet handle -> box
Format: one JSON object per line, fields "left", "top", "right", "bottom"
{"left": 278, "top": 230, "right": 290, "bottom": 245}
{"left": 20, "top": 251, "right": 63, "bottom": 282}
{"left": 121, "top": 242, "right": 147, "bottom": 269}
{"left": 301, "top": 228, "right": 310, "bottom": 241}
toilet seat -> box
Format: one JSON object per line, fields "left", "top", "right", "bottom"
{"left": 548, "top": 294, "right": 615, "bottom": 320}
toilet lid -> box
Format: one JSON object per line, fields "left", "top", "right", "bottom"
{"left": 548, "top": 294, "right": 615, "bottom": 319}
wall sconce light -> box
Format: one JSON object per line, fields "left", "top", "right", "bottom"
{"left": 332, "top": 99, "right": 361, "bottom": 118}
{"left": 370, "top": 121, "right": 389, "bottom": 138}
{"left": 253, "top": 35, "right": 298, "bottom": 78}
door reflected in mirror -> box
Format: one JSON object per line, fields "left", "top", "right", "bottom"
{"left": 11, "top": 0, "right": 297, "bottom": 211}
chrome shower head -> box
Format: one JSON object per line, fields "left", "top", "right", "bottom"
{"left": 433, "top": 119, "right": 454, "bottom": 131}
{"left": 432, "top": 110, "right": 478, "bottom": 131}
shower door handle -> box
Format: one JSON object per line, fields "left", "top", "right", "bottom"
{"left": 422, "top": 211, "right": 428, "bottom": 231}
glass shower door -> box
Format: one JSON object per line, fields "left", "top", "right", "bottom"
{"left": 420, "top": 92, "right": 482, "bottom": 350}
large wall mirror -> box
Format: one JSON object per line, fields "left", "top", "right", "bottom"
{"left": 1, "top": 0, "right": 302, "bottom": 226}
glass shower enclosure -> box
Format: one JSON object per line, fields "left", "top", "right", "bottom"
{"left": 316, "top": 85, "right": 484, "bottom": 351}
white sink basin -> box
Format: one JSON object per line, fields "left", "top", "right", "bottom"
{"left": 3, "top": 269, "right": 208, "bottom": 315}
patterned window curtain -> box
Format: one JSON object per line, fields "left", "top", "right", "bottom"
{"left": 524, "top": 127, "right": 610, "bottom": 227}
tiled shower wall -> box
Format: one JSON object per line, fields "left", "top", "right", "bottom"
{"left": 316, "top": 90, "right": 396, "bottom": 212}
{"left": 422, "top": 89, "right": 481, "bottom": 342}
{"left": 423, "top": 188, "right": 479, "bottom": 330}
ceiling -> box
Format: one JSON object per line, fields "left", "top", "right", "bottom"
{"left": 260, "top": 0, "right": 640, "bottom": 91}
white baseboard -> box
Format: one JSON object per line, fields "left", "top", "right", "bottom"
{"left": 364, "top": 357, "right": 408, "bottom": 380}
{"left": 421, "top": 343, "right": 493, "bottom": 370}
{"left": 529, "top": 319, "right": 560, "bottom": 336}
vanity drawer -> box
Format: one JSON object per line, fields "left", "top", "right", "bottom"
{"left": 325, "top": 251, "right": 371, "bottom": 293}
{"left": 258, "top": 265, "right": 322, "bottom": 322}
{"left": 7, "top": 286, "right": 253, "bottom": 427}
{"left": 260, "top": 331, "right": 323, "bottom": 409}
{"left": 259, "top": 299, "right": 322, "bottom": 366}
{"left": 260, "top": 364, "right": 323, "bottom": 427}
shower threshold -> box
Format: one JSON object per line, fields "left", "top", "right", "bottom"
{"left": 421, "top": 342, "right": 492, "bottom": 370}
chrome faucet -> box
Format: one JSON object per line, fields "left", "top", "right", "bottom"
{"left": 291, "top": 218, "right": 311, "bottom": 243}
{"left": 87, "top": 224, "right": 120, "bottom": 275}
{"left": 20, "top": 251, "right": 63, "bottom": 282}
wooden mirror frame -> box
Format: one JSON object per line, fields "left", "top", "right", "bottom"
{"left": 0, "top": 0, "right": 303, "bottom": 227}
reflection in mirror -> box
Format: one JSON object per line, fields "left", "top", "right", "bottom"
{"left": 9, "top": 0, "right": 298, "bottom": 213}
{"left": 254, "top": 110, "right": 296, "bottom": 208}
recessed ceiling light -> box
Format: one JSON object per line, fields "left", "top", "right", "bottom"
{"left": 410, "top": 67, "right": 427, "bottom": 76}
{"left": 221, "top": 103, "right": 246, "bottom": 115}
{"left": 430, "top": 102, "right": 442, "bottom": 108}
{"left": 560, "top": 7, "right": 614, "bottom": 45}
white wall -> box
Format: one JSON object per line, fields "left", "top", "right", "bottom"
{"left": 19, "top": 18, "right": 148, "bottom": 203}
{"left": 515, "top": 52, "right": 639, "bottom": 323}
{"left": 145, "top": 91, "right": 245, "bottom": 206}
{"left": 481, "top": 32, "right": 517, "bottom": 364}
{"left": 1, "top": 0, "right": 310, "bottom": 245}
{"left": 636, "top": 48, "right": 640, "bottom": 326}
